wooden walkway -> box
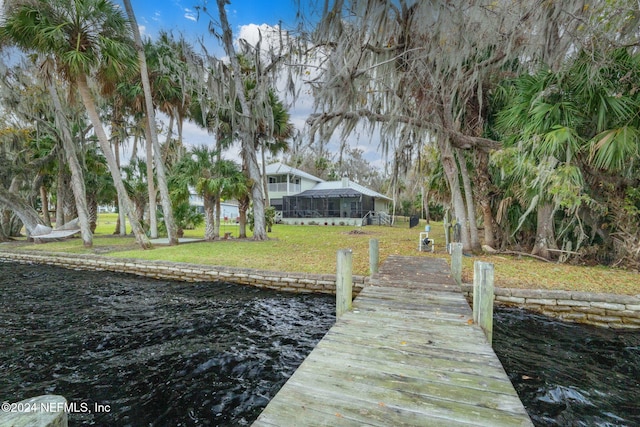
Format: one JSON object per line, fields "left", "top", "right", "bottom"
{"left": 253, "top": 256, "right": 533, "bottom": 426}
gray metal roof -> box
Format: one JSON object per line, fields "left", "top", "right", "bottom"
{"left": 291, "top": 180, "right": 392, "bottom": 201}
{"left": 312, "top": 180, "right": 392, "bottom": 200}
{"left": 293, "top": 188, "right": 363, "bottom": 198}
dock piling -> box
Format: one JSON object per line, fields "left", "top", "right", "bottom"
{"left": 369, "top": 239, "right": 379, "bottom": 274}
{"left": 450, "top": 242, "right": 463, "bottom": 286}
{"left": 336, "top": 249, "right": 353, "bottom": 318}
{"left": 473, "top": 260, "right": 495, "bottom": 344}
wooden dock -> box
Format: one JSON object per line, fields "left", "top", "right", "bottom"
{"left": 253, "top": 256, "right": 533, "bottom": 426}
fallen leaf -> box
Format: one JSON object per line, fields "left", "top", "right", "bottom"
{"left": 467, "top": 319, "right": 474, "bottom": 325}
{"left": 378, "top": 402, "right": 386, "bottom": 407}
{"left": 400, "top": 341, "right": 407, "bottom": 346}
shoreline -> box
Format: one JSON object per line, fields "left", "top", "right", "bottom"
{"left": 1, "top": 248, "right": 638, "bottom": 329}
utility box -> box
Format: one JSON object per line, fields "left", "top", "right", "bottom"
{"left": 419, "top": 231, "right": 434, "bottom": 252}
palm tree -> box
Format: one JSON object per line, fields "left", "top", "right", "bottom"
{"left": 122, "top": 0, "right": 178, "bottom": 245}
{"left": 172, "top": 146, "right": 246, "bottom": 241}
{"left": 146, "top": 31, "right": 198, "bottom": 156}
{"left": 493, "top": 46, "right": 640, "bottom": 261}
{"left": 1, "top": 0, "right": 151, "bottom": 248}
{"left": 494, "top": 68, "right": 586, "bottom": 259}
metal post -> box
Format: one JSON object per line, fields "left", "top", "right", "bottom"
{"left": 369, "top": 239, "right": 379, "bottom": 275}
{"left": 450, "top": 242, "right": 463, "bottom": 286}
{"left": 336, "top": 249, "right": 353, "bottom": 318}
{"left": 473, "top": 261, "right": 495, "bottom": 345}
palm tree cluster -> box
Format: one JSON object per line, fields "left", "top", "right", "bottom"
{"left": 0, "top": 0, "right": 293, "bottom": 246}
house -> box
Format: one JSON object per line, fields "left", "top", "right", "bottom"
{"left": 265, "top": 162, "right": 325, "bottom": 212}
{"left": 265, "top": 162, "right": 391, "bottom": 226}
{"left": 189, "top": 192, "right": 239, "bottom": 221}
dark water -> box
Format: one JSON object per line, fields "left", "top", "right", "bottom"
{"left": 1, "top": 262, "right": 639, "bottom": 426}
{"left": 494, "top": 306, "right": 640, "bottom": 427}
{"left": 0, "top": 262, "right": 334, "bottom": 426}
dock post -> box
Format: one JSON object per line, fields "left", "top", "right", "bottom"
{"left": 369, "top": 239, "right": 379, "bottom": 274}
{"left": 336, "top": 249, "right": 353, "bottom": 318}
{"left": 450, "top": 242, "right": 463, "bottom": 286}
{"left": 473, "top": 261, "right": 495, "bottom": 344}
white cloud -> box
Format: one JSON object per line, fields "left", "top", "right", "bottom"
{"left": 237, "top": 23, "right": 284, "bottom": 51}
{"left": 184, "top": 8, "right": 197, "bottom": 22}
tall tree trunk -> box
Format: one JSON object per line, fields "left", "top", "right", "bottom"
{"left": 112, "top": 140, "right": 127, "bottom": 236}
{"left": 47, "top": 81, "right": 93, "bottom": 246}
{"left": 204, "top": 195, "right": 216, "bottom": 241}
{"left": 213, "top": 130, "right": 223, "bottom": 240}
{"left": 55, "top": 153, "right": 66, "bottom": 227}
{"left": 1, "top": 209, "right": 10, "bottom": 237}
{"left": 438, "top": 137, "right": 471, "bottom": 251}
{"left": 40, "top": 184, "right": 51, "bottom": 227}
{"left": 475, "top": 150, "right": 497, "bottom": 249}
{"left": 532, "top": 202, "right": 557, "bottom": 259}
{"left": 216, "top": 0, "right": 267, "bottom": 240}
{"left": 422, "top": 187, "right": 430, "bottom": 223}
{"left": 123, "top": 0, "right": 178, "bottom": 245}
{"left": 456, "top": 149, "right": 481, "bottom": 252}
{"left": 144, "top": 119, "right": 158, "bottom": 239}
{"left": 262, "top": 140, "right": 270, "bottom": 207}
{"left": 0, "top": 223, "right": 8, "bottom": 242}
{"left": 163, "top": 114, "right": 175, "bottom": 165}
{"left": 87, "top": 193, "right": 98, "bottom": 233}
{"left": 176, "top": 105, "right": 184, "bottom": 147}
{"left": 114, "top": 194, "right": 126, "bottom": 235}
{"left": 76, "top": 73, "right": 151, "bottom": 249}
{"left": 63, "top": 188, "right": 77, "bottom": 223}
{"left": 238, "top": 194, "right": 249, "bottom": 239}
{"left": 214, "top": 197, "right": 222, "bottom": 239}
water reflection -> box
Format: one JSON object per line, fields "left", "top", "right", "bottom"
{"left": 494, "top": 306, "right": 640, "bottom": 426}
{"left": 0, "top": 262, "right": 334, "bottom": 426}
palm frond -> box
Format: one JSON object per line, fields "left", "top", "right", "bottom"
{"left": 589, "top": 126, "right": 640, "bottom": 172}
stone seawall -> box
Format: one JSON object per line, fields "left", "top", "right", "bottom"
{"left": 461, "top": 284, "right": 640, "bottom": 329}
{"left": 1, "top": 249, "right": 638, "bottom": 328}
{"left": 0, "top": 250, "right": 367, "bottom": 297}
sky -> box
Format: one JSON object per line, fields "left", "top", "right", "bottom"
{"left": 117, "top": 0, "right": 386, "bottom": 170}
{"left": 126, "top": 0, "right": 306, "bottom": 47}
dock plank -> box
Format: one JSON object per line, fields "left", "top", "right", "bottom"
{"left": 253, "top": 256, "right": 532, "bottom": 426}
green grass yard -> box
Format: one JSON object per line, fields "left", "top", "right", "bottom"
{"left": 10, "top": 213, "right": 639, "bottom": 296}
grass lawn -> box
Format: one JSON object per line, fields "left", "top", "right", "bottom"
{"left": 9, "top": 213, "right": 639, "bottom": 296}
